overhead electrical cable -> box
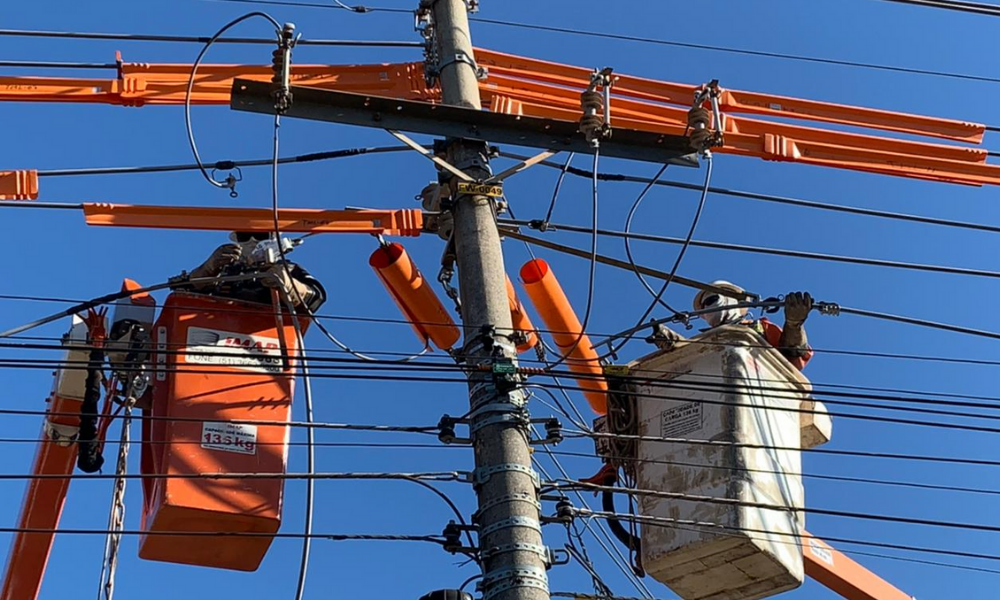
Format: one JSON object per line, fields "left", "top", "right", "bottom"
{"left": 18, "top": 355, "right": 1000, "bottom": 434}
{"left": 570, "top": 428, "right": 1000, "bottom": 468}
{"left": 544, "top": 449, "right": 1000, "bottom": 498}
{"left": 500, "top": 218, "right": 1000, "bottom": 282}
{"left": 875, "top": 0, "right": 1000, "bottom": 16}
{"left": 504, "top": 152, "right": 1000, "bottom": 236}
{"left": 184, "top": 0, "right": 1000, "bottom": 84}
{"left": 566, "top": 480, "right": 1000, "bottom": 535}
{"left": 0, "top": 27, "right": 422, "bottom": 46}
{"left": 36, "top": 146, "right": 411, "bottom": 177}
{"left": 579, "top": 508, "right": 1000, "bottom": 567}
{"left": 466, "top": 16, "right": 1000, "bottom": 86}
{"left": 579, "top": 512, "right": 1000, "bottom": 575}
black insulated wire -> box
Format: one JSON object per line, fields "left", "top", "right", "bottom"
{"left": 0, "top": 27, "right": 422, "bottom": 47}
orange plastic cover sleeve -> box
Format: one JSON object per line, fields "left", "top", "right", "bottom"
{"left": 369, "top": 243, "right": 460, "bottom": 351}
{"left": 520, "top": 259, "right": 607, "bottom": 415}
{"left": 82, "top": 204, "right": 424, "bottom": 236}
{"left": 0, "top": 170, "right": 39, "bottom": 200}
{"left": 803, "top": 532, "right": 913, "bottom": 600}
{"left": 505, "top": 275, "right": 539, "bottom": 354}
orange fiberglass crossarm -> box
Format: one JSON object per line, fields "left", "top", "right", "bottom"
{"left": 2, "top": 48, "right": 998, "bottom": 187}
{"left": 803, "top": 532, "right": 915, "bottom": 600}
{"left": 475, "top": 48, "right": 985, "bottom": 144}
{"left": 81, "top": 204, "right": 424, "bottom": 236}
{"left": 0, "top": 54, "right": 433, "bottom": 106}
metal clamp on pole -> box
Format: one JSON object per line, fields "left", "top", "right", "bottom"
{"left": 481, "top": 543, "right": 552, "bottom": 566}
{"left": 471, "top": 464, "right": 541, "bottom": 489}
{"left": 473, "top": 492, "right": 542, "bottom": 522}
{"left": 481, "top": 566, "right": 550, "bottom": 600}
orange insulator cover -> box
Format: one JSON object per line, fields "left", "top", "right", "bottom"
{"left": 369, "top": 243, "right": 460, "bottom": 351}
{"left": 519, "top": 259, "right": 607, "bottom": 414}
{"left": 139, "top": 293, "right": 304, "bottom": 572}
{"left": 505, "top": 275, "right": 538, "bottom": 354}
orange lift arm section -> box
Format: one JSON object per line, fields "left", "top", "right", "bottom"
{"left": 803, "top": 532, "right": 915, "bottom": 600}
{"left": 475, "top": 48, "right": 985, "bottom": 144}
{"left": 1, "top": 396, "right": 81, "bottom": 600}
{"left": 81, "top": 203, "right": 425, "bottom": 236}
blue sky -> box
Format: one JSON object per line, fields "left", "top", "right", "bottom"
{"left": 2, "top": 1, "right": 1000, "bottom": 598}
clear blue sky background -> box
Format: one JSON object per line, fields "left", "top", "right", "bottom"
{"left": 2, "top": 1, "right": 1000, "bottom": 598}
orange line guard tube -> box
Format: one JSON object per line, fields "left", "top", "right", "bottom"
{"left": 506, "top": 275, "right": 539, "bottom": 354}
{"left": 520, "top": 259, "right": 607, "bottom": 414}
{"left": 369, "top": 243, "right": 460, "bottom": 351}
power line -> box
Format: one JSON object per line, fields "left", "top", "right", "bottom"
{"left": 503, "top": 151, "right": 1000, "bottom": 236}
{"left": 198, "top": 0, "right": 410, "bottom": 12}
{"left": 37, "top": 146, "right": 411, "bottom": 177}
{"left": 13, "top": 353, "right": 1000, "bottom": 435}
{"left": 876, "top": 0, "right": 1000, "bottom": 16}
{"left": 566, "top": 480, "right": 1000, "bottom": 536}
{"left": 0, "top": 27, "right": 423, "bottom": 47}
{"left": 185, "top": 0, "right": 1000, "bottom": 85}
{"left": 0, "top": 60, "right": 119, "bottom": 69}
{"left": 569, "top": 428, "right": 1000, "bottom": 468}
{"left": 502, "top": 218, "right": 1000, "bottom": 282}
{"left": 0, "top": 526, "right": 447, "bottom": 542}
{"left": 546, "top": 449, "right": 1000, "bottom": 498}
{"left": 466, "top": 16, "right": 1000, "bottom": 86}
{"left": 578, "top": 511, "right": 1000, "bottom": 575}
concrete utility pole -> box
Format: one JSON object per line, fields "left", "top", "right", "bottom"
{"left": 430, "top": 2, "right": 550, "bottom": 600}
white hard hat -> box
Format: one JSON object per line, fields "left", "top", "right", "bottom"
{"left": 693, "top": 280, "right": 747, "bottom": 316}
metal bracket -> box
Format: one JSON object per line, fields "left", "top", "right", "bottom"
{"left": 387, "top": 130, "right": 474, "bottom": 182}
{"left": 470, "top": 412, "right": 529, "bottom": 435}
{"left": 435, "top": 51, "right": 488, "bottom": 81}
{"left": 474, "top": 492, "right": 541, "bottom": 519}
{"left": 481, "top": 542, "right": 551, "bottom": 565}
{"left": 479, "top": 516, "right": 542, "bottom": 538}
{"left": 471, "top": 463, "right": 540, "bottom": 488}
{"left": 482, "top": 566, "right": 549, "bottom": 600}
{"left": 470, "top": 401, "right": 527, "bottom": 420}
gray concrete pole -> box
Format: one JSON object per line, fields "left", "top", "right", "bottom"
{"left": 430, "top": 2, "right": 550, "bottom": 600}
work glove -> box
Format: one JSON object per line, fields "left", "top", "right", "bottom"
{"left": 262, "top": 264, "right": 314, "bottom": 307}
{"left": 646, "top": 323, "right": 684, "bottom": 351}
{"left": 194, "top": 244, "right": 242, "bottom": 278}
{"left": 784, "top": 291, "right": 813, "bottom": 325}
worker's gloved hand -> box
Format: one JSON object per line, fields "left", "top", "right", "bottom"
{"left": 193, "top": 244, "right": 242, "bottom": 278}
{"left": 784, "top": 291, "right": 813, "bottom": 325}
{"left": 647, "top": 323, "right": 684, "bottom": 351}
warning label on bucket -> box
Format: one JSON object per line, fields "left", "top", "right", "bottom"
{"left": 201, "top": 421, "right": 258, "bottom": 455}
{"left": 184, "top": 327, "right": 283, "bottom": 373}
{"left": 660, "top": 402, "right": 703, "bottom": 438}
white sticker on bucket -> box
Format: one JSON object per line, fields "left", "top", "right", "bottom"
{"left": 201, "top": 421, "right": 258, "bottom": 455}
{"left": 184, "top": 327, "right": 283, "bottom": 373}
{"left": 808, "top": 538, "right": 834, "bottom": 567}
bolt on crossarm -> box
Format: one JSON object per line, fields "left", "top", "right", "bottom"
{"left": 426, "top": 1, "right": 550, "bottom": 599}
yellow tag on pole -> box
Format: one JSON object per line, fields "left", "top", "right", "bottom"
{"left": 456, "top": 182, "right": 504, "bottom": 197}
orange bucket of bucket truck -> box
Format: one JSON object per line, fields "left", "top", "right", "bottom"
{"left": 139, "top": 292, "right": 306, "bottom": 572}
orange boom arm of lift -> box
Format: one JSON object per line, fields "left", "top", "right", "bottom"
{"left": 803, "top": 532, "right": 915, "bottom": 600}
